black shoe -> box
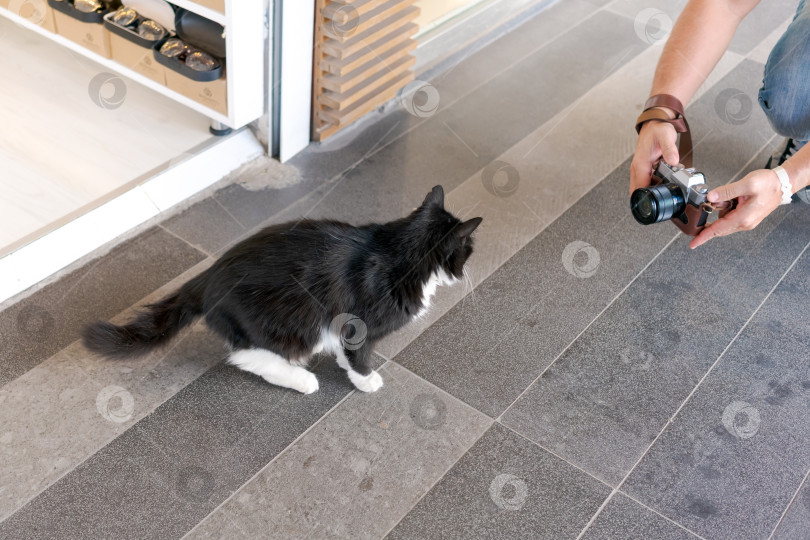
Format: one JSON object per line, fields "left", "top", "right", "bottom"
{"left": 766, "top": 138, "right": 800, "bottom": 169}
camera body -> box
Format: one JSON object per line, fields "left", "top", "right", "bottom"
{"left": 631, "top": 161, "right": 718, "bottom": 236}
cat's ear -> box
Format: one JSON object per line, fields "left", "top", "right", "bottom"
{"left": 421, "top": 185, "right": 444, "bottom": 208}
{"left": 455, "top": 217, "right": 483, "bottom": 238}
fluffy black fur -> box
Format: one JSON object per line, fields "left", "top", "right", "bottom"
{"left": 82, "top": 185, "right": 482, "bottom": 377}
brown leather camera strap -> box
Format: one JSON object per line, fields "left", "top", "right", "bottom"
{"left": 635, "top": 94, "right": 693, "bottom": 168}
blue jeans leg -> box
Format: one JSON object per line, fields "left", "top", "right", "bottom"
{"left": 758, "top": 0, "right": 810, "bottom": 144}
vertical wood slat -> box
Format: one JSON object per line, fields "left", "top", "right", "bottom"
{"left": 312, "top": 0, "right": 419, "bottom": 141}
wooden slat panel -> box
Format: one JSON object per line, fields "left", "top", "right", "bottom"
{"left": 322, "top": 0, "right": 417, "bottom": 42}
{"left": 319, "top": 55, "right": 414, "bottom": 110}
{"left": 322, "top": 0, "right": 390, "bottom": 23}
{"left": 321, "top": 38, "right": 416, "bottom": 92}
{"left": 320, "top": 22, "right": 417, "bottom": 76}
{"left": 319, "top": 70, "right": 414, "bottom": 127}
{"left": 322, "top": 6, "right": 419, "bottom": 58}
{"left": 312, "top": 0, "right": 328, "bottom": 138}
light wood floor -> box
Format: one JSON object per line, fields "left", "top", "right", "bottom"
{"left": 0, "top": 17, "right": 213, "bottom": 255}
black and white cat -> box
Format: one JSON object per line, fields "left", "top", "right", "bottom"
{"left": 82, "top": 185, "right": 482, "bottom": 394}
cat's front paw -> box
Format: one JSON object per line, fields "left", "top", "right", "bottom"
{"left": 349, "top": 369, "right": 384, "bottom": 393}
{"left": 295, "top": 372, "right": 320, "bottom": 394}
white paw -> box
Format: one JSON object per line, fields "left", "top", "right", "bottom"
{"left": 296, "top": 372, "right": 320, "bottom": 394}
{"left": 349, "top": 370, "right": 383, "bottom": 393}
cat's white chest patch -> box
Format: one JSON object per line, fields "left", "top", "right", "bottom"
{"left": 415, "top": 269, "right": 455, "bottom": 319}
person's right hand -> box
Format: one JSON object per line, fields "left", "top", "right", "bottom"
{"left": 629, "top": 116, "right": 681, "bottom": 195}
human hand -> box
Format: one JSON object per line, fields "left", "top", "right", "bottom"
{"left": 689, "top": 169, "right": 784, "bottom": 249}
{"left": 630, "top": 115, "right": 680, "bottom": 195}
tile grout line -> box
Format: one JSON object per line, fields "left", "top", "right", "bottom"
{"left": 180, "top": 374, "right": 370, "bottom": 540}
{"left": 575, "top": 238, "right": 810, "bottom": 540}
{"left": 767, "top": 465, "right": 810, "bottom": 539}
{"left": 496, "top": 232, "right": 680, "bottom": 423}
{"left": 497, "top": 422, "right": 616, "bottom": 491}
{"left": 618, "top": 491, "right": 709, "bottom": 540}
{"left": 157, "top": 224, "right": 213, "bottom": 257}
{"left": 377, "top": 428, "right": 492, "bottom": 539}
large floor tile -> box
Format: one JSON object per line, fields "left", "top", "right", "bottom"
{"left": 187, "top": 362, "right": 491, "bottom": 539}
{"left": 161, "top": 198, "right": 246, "bottom": 255}
{"left": 582, "top": 493, "right": 700, "bottom": 539}
{"left": 622, "top": 249, "right": 810, "bottom": 539}
{"left": 501, "top": 196, "right": 810, "bottom": 486}
{"left": 385, "top": 423, "right": 611, "bottom": 539}
{"left": 0, "top": 353, "right": 375, "bottom": 539}
{"left": 0, "top": 226, "right": 205, "bottom": 388}
{"left": 0, "top": 322, "right": 224, "bottom": 522}
{"left": 773, "top": 479, "right": 810, "bottom": 540}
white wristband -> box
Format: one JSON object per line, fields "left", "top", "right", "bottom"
{"left": 773, "top": 165, "right": 793, "bottom": 205}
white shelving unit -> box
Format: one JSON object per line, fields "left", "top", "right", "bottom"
{"left": 0, "top": 0, "right": 265, "bottom": 129}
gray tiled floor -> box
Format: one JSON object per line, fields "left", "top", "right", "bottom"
{"left": 2, "top": 0, "right": 808, "bottom": 538}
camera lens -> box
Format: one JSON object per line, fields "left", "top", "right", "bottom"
{"left": 630, "top": 184, "right": 685, "bottom": 224}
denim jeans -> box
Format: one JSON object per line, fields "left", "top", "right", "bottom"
{"left": 758, "top": 0, "right": 810, "bottom": 148}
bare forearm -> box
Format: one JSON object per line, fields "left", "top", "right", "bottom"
{"left": 650, "top": 0, "right": 761, "bottom": 105}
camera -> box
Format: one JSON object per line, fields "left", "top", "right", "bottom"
{"left": 631, "top": 161, "right": 734, "bottom": 236}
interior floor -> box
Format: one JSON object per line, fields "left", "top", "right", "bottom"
{"left": 0, "top": 14, "right": 212, "bottom": 257}
{"left": 1, "top": 0, "right": 808, "bottom": 538}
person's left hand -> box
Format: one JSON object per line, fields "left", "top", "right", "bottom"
{"left": 690, "top": 168, "right": 784, "bottom": 249}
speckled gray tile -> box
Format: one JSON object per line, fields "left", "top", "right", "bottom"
{"left": 211, "top": 179, "right": 319, "bottom": 231}
{"left": 385, "top": 423, "right": 611, "bottom": 539}
{"left": 582, "top": 493, "right": 700, "bottom": 539}
{"left": 728, "top": 0, "right": 797, "bottom": 56}
{"left": 187, "top": 362, "right": 491, "bottom": 539}
{"left": 501, "top": 198, "right": 810, "bottom": 486}
{"left": 162, "top": 198, "right": 246, "bottom": 255}
{"left": 622, "top": 249, "right": 810, "bottom": 540}
{"left": 0, "top": 227, "right": 205, "bottom": 388}
{"left": 773, "top": 479, "right": 810, "bottom": 540}
{"left": 607, "top": 0, "right": 794, "bottom": 56}
{"left": 0, "top": 321, "right": 224, "bottom": 522}
{"left": 0, "top": 355, "right": 379, "bottom": 539}
{"left": 292, "top": 11, "right": 648, "bottom": 224}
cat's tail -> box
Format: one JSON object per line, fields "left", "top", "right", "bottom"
{"left": 82, "top": 274, "right": 207, "bottom": 359}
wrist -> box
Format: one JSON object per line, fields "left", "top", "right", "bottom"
{"left": 770, "top": 166, "right": 794, "bottom": 205}
{"left": 650, "top": 106, "right": 678, "bottom": 120}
